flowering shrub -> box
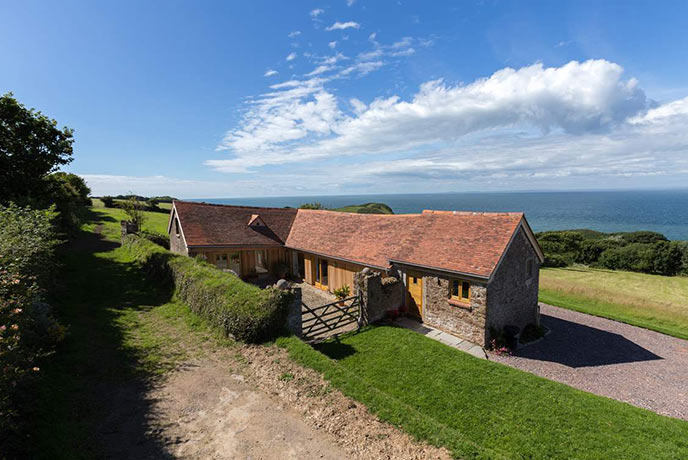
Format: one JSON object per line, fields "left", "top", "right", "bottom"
{"left": 489, "top": 338, "right": 511, "bottom": 356}
{"left": 0, "top": 204, "right": 64, "bottom": 438}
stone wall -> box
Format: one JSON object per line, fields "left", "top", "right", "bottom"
{"left": 485, "top": 226, "right": 540, "bottom": 342}
{"left": 354, "top": 269, "right": 404, "bottom": 324}
{"left": 285, "top": 286, "right": 303, "bottom": 337}
{"left": 423, "top": 275, "right": 488, "bottom": 346}
{"left": 120, "top": 221, "right": 138, "bottom": 244}
{"left": 169, "top": 216, "right": 188, "bottom": 255}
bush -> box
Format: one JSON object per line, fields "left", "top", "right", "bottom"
{"left": 537, "top": 231, "right": 583, "bottom": 267}
{"left": 597, "top": 241, "right": 683, "bottom": 276}
{"left": 140, "top": 230, "right": 170, "bottom": 249}
{"left": 123, "top": 236, "right": 292, "bottom": 342}
{"left": 619, "top": 231, "right": 668, "bottom": 245}
{"left": 101, "top": 196, "right": 115, "bottom": 207}
{"left": 577, "top": 239, "right": 624, "bottom": 265}
{"left": 0, "top": 204, "right": 64, "bottom": 442}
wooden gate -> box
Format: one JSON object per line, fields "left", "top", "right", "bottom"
{"left": 301, "top": 294, "right": 363, "bottom": 342}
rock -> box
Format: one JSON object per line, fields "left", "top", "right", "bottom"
{"left": 276, "top": 279, "right": 290, "bottom": 290}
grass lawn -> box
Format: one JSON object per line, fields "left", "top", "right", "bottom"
{"left": 279, "top": 327, "right": 688, "bottom": 460}
{"left": 83, "top": 204, "right": 170, "bottom": 240}
{"left": 31, "top": 208, "right": 226, "bottom": 458}
{"left": 540, "top": 266, "right": 688, "bottom": 340}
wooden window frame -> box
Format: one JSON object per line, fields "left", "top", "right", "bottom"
{"left": 449, "top": 278, "right": 471, "bottom": 304}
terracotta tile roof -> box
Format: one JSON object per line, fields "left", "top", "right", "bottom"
{"left": 173, "top": 201, "right": 297, "bottom": 247}
{"left": 285, "top": 209, "right": 524, "bottom": 278}
{"left": 172, "top": 201, "right": 525, "bottom": 278}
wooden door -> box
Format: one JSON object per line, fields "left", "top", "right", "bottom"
{"left": 314, "top": 257, "right": 329, "bottom": 290}
{"left": 406, "top": 271, "right": 423, "bottom": 319}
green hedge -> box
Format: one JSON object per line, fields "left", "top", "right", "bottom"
{"left": 123, "top": 235, "right": 293, "bottom": 343}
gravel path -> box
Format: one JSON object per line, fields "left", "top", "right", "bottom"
{"left": 489, "top": 303, "right": 688, "bottom": 420}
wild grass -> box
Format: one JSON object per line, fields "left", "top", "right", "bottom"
{"left": 82, "top": 204, "right": 170, "bottom": 240}
{"left": 278, "top": 326, "right": 688, "bottom": 460}
{"left": 31, "top": 214, "right": 228, "bottom": 458}
{"left": 540, "top": 266, "right": 688, "bottom": 339}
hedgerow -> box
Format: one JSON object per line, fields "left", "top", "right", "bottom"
{"left": 0, "top": 204, "right": 65, "bottom": 444}
{"left": 123, "top": 235, "right": 292, "bottom": 342}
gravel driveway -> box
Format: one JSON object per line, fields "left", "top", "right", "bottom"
{"left": 489, "top": 303, "right": 688, "bottom": 420}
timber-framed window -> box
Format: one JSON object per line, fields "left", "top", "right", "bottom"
{"left": 450, "top": 279, "right": 470, "bottom": 303}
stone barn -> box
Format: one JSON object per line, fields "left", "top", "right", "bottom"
{"left": 168, "top": 201, "right": 544, "bottom": 347}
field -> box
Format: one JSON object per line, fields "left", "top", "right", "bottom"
{"left": 540, "top": 267, "right": 688, "bottom": 339}
{"left": 279, "top": 326, "right": 688, "bottom": 460}
{"left": 87, "top": 200, "right": 170, "bottom": 239}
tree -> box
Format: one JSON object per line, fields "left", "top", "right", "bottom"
{"left": 0, "top": 93, "right": 74, "bottom": 204}
{"left": 299, "top": 202, "right": 325, "bottom": 210}
{"left": 121, "top": 195, "right": 147, "bottom": 229}
{"left": 44, "top": 172, "right": 91, "bottom": 233}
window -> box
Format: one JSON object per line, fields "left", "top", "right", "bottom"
{"left": 174, "top": 219, "right": 180, "bottom": 236}
{"left": 450, "top": 279, "right": 470, "bottom": 302}
{"left": 411, "top": 275, "right": 418, "bottom": 285}
{"left": 320, "top": 259, "right": 329, "bottom": 286}
{"left": 215, "top": 254, "right": 228, "bottom": 269}
{"left": 256, "top": 250, "right": 268, "bottom": 273}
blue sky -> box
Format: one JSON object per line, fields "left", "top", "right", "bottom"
{"left": 2, "top": 0, "right": 688, "bottom": 198}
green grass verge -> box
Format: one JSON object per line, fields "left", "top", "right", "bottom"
{"left": 31, "top": 210, "right": 227, "bottom": 458}
{"left": 540, "top": 267, "right": 688, "bottom": 339}
{"left": 277, "top": 327, "right": 688, "bottom": 460}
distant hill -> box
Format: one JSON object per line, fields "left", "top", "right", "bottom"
{"left": 333, "top": 202, "right": 394, "bottom": 214}
{"left": 298, "top": 202, "right": 394, "bottom": 214}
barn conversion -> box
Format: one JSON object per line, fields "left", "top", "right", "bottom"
{"left": 168, "top": 200, "right": 544, "bottom": 346}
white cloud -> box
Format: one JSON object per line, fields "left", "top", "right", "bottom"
{"left": 310, "top": 8, "right": 324, "bottom": 18}
{"left": 215, "top": 60, "right": 655, "bottom": 176}
{"left": 347, "top": 0, "right": 356, "bottom": 6}
{"left": 305, "top": 65, "right": 334, "bottom": 76}
{"left": 286, "top": 52, "right": 297, "bottom": 61}
{"left": 390, "top": 47, "right": 415, "bottom": 57}
{"left": 329, "top": 41, "right": 337, "bottom": 49}
{"left": 263, "top": 69, "right": 278, "bottom": 77}
{"left": 288, "top": 30, "right": 301, "bottom": 38}
{"left": 326, "top": 21, "right": 360, "bottom": 31}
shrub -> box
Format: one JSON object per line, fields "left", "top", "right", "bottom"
{"left": 577, "top": 239, "right": 624, "bottom": 265}
{"left": 123, "top": 236, "right": 292, "bottom": 343}
{"left": 299, "top": 202, "right": 325, "bottom": 210}
{"left": 619, "top": 231, "right": 668, "bottom": 245}
{"left": 139, "top": 230, "right": 170, "bottom": 249}
{"left": 537, "top": 231, "right": 583, "bottom": 267}
{"left": 101, "top": 196, "right": 115, "bottom": 207}
{"left": 121, "top": 195, "right": 148, "bottom": 229}
{"left": 0, "top": 204, "right": 64, "bottom": 442}
{"left": 597, "top": 241, "right": 683, "bottom": 276}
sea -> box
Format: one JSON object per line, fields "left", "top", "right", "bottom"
{"left": 195, "top": 189, "right": 688, "bottom": 241}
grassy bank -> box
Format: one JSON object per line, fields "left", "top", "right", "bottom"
{"left": 278, "top": 326, "right": 688, "bottom": 460}
{"left": 540, "top": 267, "right": 688, "bottom": 339}
{"left": 31, "top": 209, "right": 224, "bottom": 458}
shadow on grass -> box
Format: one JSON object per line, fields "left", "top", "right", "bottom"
{"left": 315, "top": 339, "right": 358, "bottom": 360}
{"left": 29, "top": 229, "right": 175, "bottom": 459}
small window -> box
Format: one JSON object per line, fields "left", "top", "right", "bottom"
{"left": 411, "top": 276, "right": 418, "bottom": 284}
{"left": 174, "top": 219, "right": 180, "bottom": 236}
{"left": 450, "top": 279, "right": 470, "bottom": 302}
